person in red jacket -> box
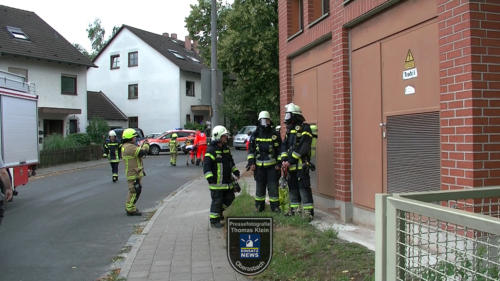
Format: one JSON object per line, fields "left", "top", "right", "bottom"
{"left": 194, "top": 130, "right": 207, "bottom": 166}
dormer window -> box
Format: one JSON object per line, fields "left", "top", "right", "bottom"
{"left": 6, "top": 26, "right": 30, "bottom": 41}
{"left": 168, "top": 49, "right": 185, "bottom": 60}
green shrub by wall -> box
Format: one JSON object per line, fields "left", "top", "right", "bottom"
{"left": 39, "top": 144, "right": 102, "bottom": 168}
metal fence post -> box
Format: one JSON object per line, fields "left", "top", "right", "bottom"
{"left": 386, "top": 197, "right": 398, "bottom": 280}
{"left": 376, "top": 193, "right": 390, "bottom": 281}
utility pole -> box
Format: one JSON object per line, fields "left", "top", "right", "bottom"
{"left": 210, "top": 0, "right": 219, "bottom": 128}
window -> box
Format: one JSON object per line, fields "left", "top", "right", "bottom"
{"left": 186, "top": 81, "right": 195, "bottom": 97}
{"left": 69, "top": 119, "right": 78, "bottom": 134}
{"left": 110, "top": 55, "right": 120, "bottom": 69}
{"left": 288, "top": 0, "right": 303, "bottom": 38}
{"left": 61, "top": 75, "right": 77, "bottom": 95}
{"left": 194, "top": 115, "right": 203, "bottom": 124}
{"left": 128, "top": 51, "right": 138, "bottom": 67}
{"left": 186, "top": 114, "right": 191, "bottom": 123}
{"left": 6, "top": 26, "right": 30, "bottom": 41}
{"left": 128, "top": 84, "right": 138, "bottom": 99}
{"left": 168, "top": 49, "right": 185, "bottom": 59}
{"left": 128, "top": 117, "right": 138, "bottom": 128}
{"left": 309, "top": 0, "right": 329, "bottom": 23}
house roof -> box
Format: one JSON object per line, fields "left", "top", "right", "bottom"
{"left": 94, "top": 25, "right": 205, "bottom": 74}
{"left": 0, "top": 5, "right": 94, "bottom": 67}
{"left": 87, "top": 91, "right": 128, "bottom": 121}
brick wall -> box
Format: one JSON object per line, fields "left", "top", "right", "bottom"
{"left": 439, "top": 0, "right": 500, "bottom": 189}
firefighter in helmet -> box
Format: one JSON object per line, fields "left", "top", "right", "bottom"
{"left": 203, "top": 125, "right": 240, "bottom": 228}
{"left": 103, "top": 130, "right": 122, "bottom": 182}
{"left": 121, "top": 128, "right": 149, "bottom": 216}
{"left": 281, "top": 103, "right": 314, "bottom": 220}
{"left": 247, "top": 111, "right": 282, "bottom": 212}
{"left": 169, "top": 133, "right": 178, "bottom": 166}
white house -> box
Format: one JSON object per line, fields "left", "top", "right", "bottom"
{"left": 0, "top": 5, "right": 94, "bottom": 142}
{"left": 87, "top": 25, "right": 209, "bottom": 135}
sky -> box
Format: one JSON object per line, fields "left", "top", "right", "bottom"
{"left": 1, "top": 0, "right": 231, "bottom": 52}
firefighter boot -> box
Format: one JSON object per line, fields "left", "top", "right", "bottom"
{"left": 303, "top": 209, "right": 314, "bottom": 222}
{"left": 126, "top": 210, "right": 142, "bottom": 216}
{"left": 211, "top": 221, "right": 223, "bottom": 228}
{"left": 196, "top": 159, "right": 201, "bottom": 166}
{"left": 112, "top": 175, "right": 118, "bottom": 182}
{"left": 285, "top": 207, "right": 298, "bottom": 217}
{"left": 270, "top": 202, "right": 281, "bottom": 213}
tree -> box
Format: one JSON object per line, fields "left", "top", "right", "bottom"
{"left": 185, "top": 0, "right": 279, "bottom": 130}
{"left": 219, "top": 0, "right": 279, "bottom": 127}
{"left": 86, "top": 118, "right": 109, "bottom": 144}
{"left": 185, "top": 0, "right": 230, "bottom": 64}
{"left": 72, "top": 43, "right": 90, "bottom": 58}
{"left": 86, "top": 18, "right": 120, "bottom": 59}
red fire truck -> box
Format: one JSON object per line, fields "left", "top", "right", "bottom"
{"left": 0, "top": 71, "right": 39, "bottom": 194}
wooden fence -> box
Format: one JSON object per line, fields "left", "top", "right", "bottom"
{"left": 39, "top": 145, "right": 102, "bottom": 168}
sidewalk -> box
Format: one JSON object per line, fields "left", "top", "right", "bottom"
{"left": 33, "top": 159, "right": 375, "bottom": 280}
{"left": 120, "top": 162, "right": 375, "bottom": 281}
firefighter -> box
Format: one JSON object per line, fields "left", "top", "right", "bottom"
{"left": 247, "top": 111, "right": 282, "bottom": 212}
{"left": 281, "top": 103, "right": 314, "bottom": 221}
{"left": 169, "top": 133, "right": 178, "bottom": 166}
{"left": 103, "top": 130, "right": 122, "bottom": 182}
{"left": 203, "top": 125, "right": 240, "bottom": 228}
{"left": 194, "top": 130, "right": 208, "bottom": 166}
{"left": 121, "top": 128, "right": 149, "bottom": 216}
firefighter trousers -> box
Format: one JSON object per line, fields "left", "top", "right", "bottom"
{"left": 126, "top": 179, "right": 142, "bottom": 213}
{"left": 110, "top": 162, "right": 119, "bottom": 177}
{"left": 209, "top": 189, "right": 235, "bottom": 223}
{"left": 254, "top": 166, "right": 280, "bottom": 211}
{"left": 170, "top": 151, "right": 177, "bottom": 165}
{"left": 287, "top": 169, "right": 314, "bottom": 214}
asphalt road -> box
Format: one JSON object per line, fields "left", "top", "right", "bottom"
{"left": 0, "top": 149, "right": 246, "bottom": 281}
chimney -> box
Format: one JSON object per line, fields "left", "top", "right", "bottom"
{"left": 192, "top": 40, "right": 199, "bottom": 54}
{"left": 171, "top": 33, "right": 177, "bottom": 39}
{"left": 185, "top": 36, "right": 192, "bottom": 51}
{"left": 162, "top": 32, "right": 169, "bottom": 37}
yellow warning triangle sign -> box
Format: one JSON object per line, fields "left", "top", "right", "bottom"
{"left": 404, "top": 49, "right": 415, "bottom": 69}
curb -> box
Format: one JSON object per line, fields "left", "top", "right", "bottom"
{"left": 31, "top": 161, "right": 108, "bottom": 180}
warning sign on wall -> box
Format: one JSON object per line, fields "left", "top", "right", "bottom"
{"left": 404, "top": 50, "right": 415, "bottom": 69}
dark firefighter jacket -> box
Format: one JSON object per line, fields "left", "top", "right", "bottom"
{"left": 247, "top": 126, "right": 282, "bottom": 167}
{"left": 280, "top": 122, "right": 313, "bottom": 171}
{"left": 103, "top": 140, "right": 122, "bottom": 163}
{"left": 203, "top": 141, "right": 240, "bottom": 190}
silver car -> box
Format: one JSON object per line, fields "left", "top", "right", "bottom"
{"left": 233, "top": 125, "right": 256, "bottom": 150}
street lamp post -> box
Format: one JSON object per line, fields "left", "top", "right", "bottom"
{"left": 210, "top": 0, "right": 219, "bottom": 128}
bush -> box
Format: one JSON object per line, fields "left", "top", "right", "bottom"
{"left": 86, "top": 117, "right": 109, "bottom": 144}
{"left": 67, "top": 133, "right": 91, "bottom": 146}
{"left": 42, "top": 134, "right": 83, "bottom": 151}
{"left": 184, "top": 122, "right": 206, "bottom": 131}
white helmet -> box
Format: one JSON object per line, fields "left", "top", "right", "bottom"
{"left": 211, "top": 125, "right": 229, "bottom": 141}
{"left": 108, "top": 130, "right": 117, "bottom": 137}
{"left": 285, "top": 103, "right": 302, "bottom": 123}
{"left": 258, "top": 111, "right": 271, "bottom": 120}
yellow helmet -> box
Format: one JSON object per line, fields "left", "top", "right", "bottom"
{"left": 122, "top": 128, "right": 137, "bottom": 140}
{"left": 172, "top": 133, "right": 178, "bottom": 139}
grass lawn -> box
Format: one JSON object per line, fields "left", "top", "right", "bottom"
{"left": 224, "top": 188, "right": 375, "bottom": 281}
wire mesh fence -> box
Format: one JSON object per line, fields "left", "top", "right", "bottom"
{"left": 377, "top": 188, "right": 500, "bottom": 281}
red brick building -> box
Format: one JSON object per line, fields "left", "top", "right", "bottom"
{"left": 279, "top": 0, "right": 500, "bottom": 226}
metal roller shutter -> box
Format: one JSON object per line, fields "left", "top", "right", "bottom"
{"left": 387, "top": 111, "right": 440, "bottom": 193}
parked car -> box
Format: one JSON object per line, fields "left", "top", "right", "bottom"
{"left": 145, "top": 132, "right": 163, "bottom": 139}
{"left": 233, "top": 125, "right": 256, "bottom": 150}
{"left": 140, "top": 129, "right": 196, "bottom": 155}
{"left": 113, "top": 128, "right": 145, "bottom": 143}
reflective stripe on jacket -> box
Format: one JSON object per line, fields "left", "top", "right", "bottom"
{"left": 203, "top": 142, "right": 238, "bottom": 190}
{"left": 103, "top": 140, "right": 122, "bottom": 162}
{"left": 247, "top": 127, "right": 281, "bottom": 167}
{"left": 122, "top": 142, "right": 149, "bottom": 180}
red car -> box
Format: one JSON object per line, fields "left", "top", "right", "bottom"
{"left": 140, "top": 129, "right": 196, "bottom": 155}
